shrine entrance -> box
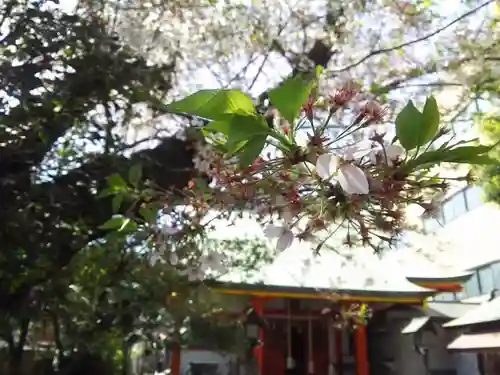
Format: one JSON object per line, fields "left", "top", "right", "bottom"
{"left": 254, "top": 299, "right": 367, "bottom": 375}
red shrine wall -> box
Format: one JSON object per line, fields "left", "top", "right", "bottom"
{"left": 256, "top": 297, "right": 360, "bottom": 375}
{"left": 262, "top": 319, "right": 331, "bottom": 375}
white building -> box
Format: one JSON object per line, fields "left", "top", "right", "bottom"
{"left": 421, "top": 185, "right": 500, "bottom": 302}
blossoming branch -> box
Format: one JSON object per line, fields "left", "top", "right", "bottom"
{"left": 162, "top": 69, "right": 494, "bottom": 255}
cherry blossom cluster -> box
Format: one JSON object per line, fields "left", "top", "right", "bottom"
{"left": 185, "top": 83, "right": 448, "bottom": 254}
{"left": 148, "top": 205, "right": 229, "bottom": 281}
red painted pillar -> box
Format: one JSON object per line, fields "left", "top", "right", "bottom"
{"left": 252, "top": 297, "right": 265, "bottom": 375}
{"left": 354, "top": 325, "right": 369, "bottom": 375}
{"left": 170, "top": 320, "right": 181, "bottom": 375}
{"left": 334, "top": 330, "right": 343, "bottom": 375}
{"left": 170, "top": 347, "right": 181, "bottom": 375}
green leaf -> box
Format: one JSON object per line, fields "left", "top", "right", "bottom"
{"left": 226, "top": 115, "right": 269, "bottom": 144}
{"left": 203, "top": 120, "right": 232, "bottom": 135}
{"left": 164, "top": 89, "right": 256, "bottom": 120}
{"left": 268, "top": 71, "right": 317, "bottom": 125}
{"left": 396, "top": 97, "right": 440, "bottom": 151}
{"left": 422, "top": 96, "right": 440, "bottom": 138}
{"left": 107, "top": 173, "right": 128, "bottom": 191}
{"left": 236, "top": 135, "right": 267, "bottom": 167}
{"left": 402, "top": 145, "right": 495, "bottom": 172}
{"left": 140, "top": 205, "right": 158, "bottom": 223}
{"left": 128, "top": 164, "right": 143, "bottom": 187}
{"left": 99, "top": 216, "right": 128, "bottom": 230}
{"left": 112, "top": 194, "right": 124, "bottom": 213}
{"left": 118, "top": 218, "right": 135, "bottom": 232}
{"left": 203, "top": 114, "right": 269, "bottom": 150}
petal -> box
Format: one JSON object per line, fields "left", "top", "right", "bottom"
{"left": 316, "top": 154, "right": 339, "bottom": 180}
{"left": 343, "top": 147, "right": 356, "bottom": 161}
{"left": 276, "top": 230, "right": 294, "bottom": 253}
{"left": 386, "top": 144, "right": 405, "bottom": 160}
{"left": 264, "top": 224, "right": 284, "bottom": 239}
{"left": 338, "top": 165, "right": 369, "bottom": 195}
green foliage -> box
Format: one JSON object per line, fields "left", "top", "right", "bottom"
{"left": 268, "top": 67, "right": 321, "bottom": 125}
{"left": 402, "top": 144, "right": 495, "bottom": 173}
{"left": 393, "top": 97, "right": 494, "bottom": 174}
{"left": 205, "top": 114, "right": 269, "bottom": 145}
{"left": 475, "top": 114, "right": 500, "bottom": 205}
{"left": 128, "top": 164, "right": 143, "bottom": 188}
{"left": 165, "top": 89, "right": 256, "bottom": 120}
{"left": 396, "top": 96, "right": 440, "bottom": 151}
{"left": 162, "top": 70, "right": 321, "bottom": 167}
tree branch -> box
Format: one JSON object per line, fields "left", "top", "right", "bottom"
{"left": 329, "top": 0, "right": 494, "bottom": 75}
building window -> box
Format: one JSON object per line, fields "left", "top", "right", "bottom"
{"left": 442, "top": 192, "right": 467, "bottom": 223}
{"left": 490, "top": 261, "right": 500, "bottom": 289}
{"left": 464, "top": 272, "right": 481, "bottom": 297}
{"left": 464, "top": 186, "right": 484, "bottom": 212}
{"left": 479, "top": 267, "right": 496, "bottom": 294}
{"left": 433, "top": 292, "right": 457, "bottom": 301}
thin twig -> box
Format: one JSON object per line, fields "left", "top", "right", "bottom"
{"left": 328, "top": 0, "right": 494, "bottom": 75}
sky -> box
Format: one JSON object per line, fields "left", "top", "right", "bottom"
{"left": 39, "top": 0, "right": 500, "bottom": 278}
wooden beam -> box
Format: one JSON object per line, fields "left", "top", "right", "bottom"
{"left": 212, "top": 287, "right": 426, "bottom": 304}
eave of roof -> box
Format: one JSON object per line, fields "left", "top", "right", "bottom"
{"left": 406, "top": 272, "right": 473, "bottom": 284}
{"left": 443, "top": 296, "right": 500, "bottom": 328}
{"left": 447, "top": 331, "right": 500, "bottom": 351}
{"left": 208, "top": 280, "right": 436, "bottom": 303}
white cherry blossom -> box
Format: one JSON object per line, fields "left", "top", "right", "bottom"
{"left": 386, "top": 144, "right": 405, "bottom": 164}
{"left": 264, "top": 224, "right": 294, "bottom": 252}
{"left": 315, "top": 154, "right": 340, "bottom": 180}
{"left": 316, "top": 153, "right": 369, "bottom": 195}
{"left": 369, "top": 144, "right": 405, "bottom": 166}
{"left": 337, "top": 164, "right": 370, "bottom": 195}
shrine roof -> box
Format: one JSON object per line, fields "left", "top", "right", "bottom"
{"left": 208, "top": 216, "right": 471, "bottom": 298}
{"left": 217, "top": 240, "right": 437, "bottom": 299}
{"left": 443, "top": 296, "right": 500, "bottom": 328}
{"left": 424, "top": 301, "right": 480, "bottom": 319}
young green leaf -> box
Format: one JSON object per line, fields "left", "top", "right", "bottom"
{"left": 236, "top": 135, "right": 267, "bottom": 167}
{"left": 268, "top": 72, "right": 317, "bottom": 125}
{"left": 107, "top": 173, "right": 128, "bottom": 191}
{"left": 128, "top": 163, "right": 143, "bottom": 187}
{"left": 395, "top": 101, "right": 423, "bottom": 150}
{"left": 99, "top": 216, "right": 128, "bottom": 230}
{"left": 139, "top": 205, "right": 158, "bottom": 224}
{"left": 226, "top": 114, "right": 269, "bottom": 144}
{"left": 422, "top": 96, "right": 440, "bottom": 137}
{"left": 165, "top": 89, "right": 256, "bottom": 120}
{"left": 396, "top": 97, "right": 440, "bottom": 151}
{"left": 401, "top": 145, "right": 495, "bottom": 172}
{"left": 203, "top": 120, "right": 232, "bottom": 136}
{"left": 201, "top": 114, "right": 269, "bottom": 155}
{"left": 112, "top": 194, "right": 124, "bottom": 213}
